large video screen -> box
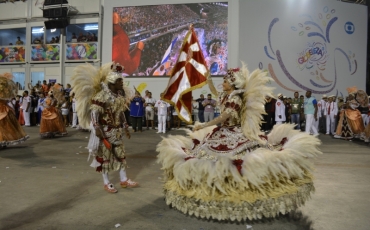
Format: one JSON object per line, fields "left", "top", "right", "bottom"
{"left": 112, "top": 2, "right": 228, "bottom": 76}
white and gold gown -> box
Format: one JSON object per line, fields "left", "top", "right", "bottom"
{"left": 157, "top": 68, "right": 322, "bottom": 221}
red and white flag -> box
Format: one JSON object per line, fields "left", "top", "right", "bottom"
{"left": 163, "top": 27, "right": 209, "bottom": 124}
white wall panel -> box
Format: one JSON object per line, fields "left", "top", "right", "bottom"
{"left": 0, "top": 2, "right": 27, "bottom": 20}
{"left": 0, "top": 68, "right": 12, "bottom": 74}
{"left": 239, "top": 0, "right": 367, "bottom": 98}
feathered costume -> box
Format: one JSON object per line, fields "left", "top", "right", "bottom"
{"left": 39, "top": 83, "right": 68, "bottom": 138}
{"left": 71, "top": 62, "right": 132, "bottom": 173}
{"left": 157, "top": 64, "right": 322, "bottom": 221}
{"left": 0, "top": 73, "right": 29, "bottom": 147}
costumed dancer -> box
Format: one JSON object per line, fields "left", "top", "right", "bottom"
{"left": 157, "top": 64, "right": 322, "bottom": 221}
{"left": 334, "top": 87, "right": 367, "bottom": 140}
{"left": 0, "top": 73, "right": 29, "bottom": 148}
{"left": 71, "top": 62, "right": 138, "bottom": 193}
{"left": 39, "top": 91, "right": 68, "bottom": 138}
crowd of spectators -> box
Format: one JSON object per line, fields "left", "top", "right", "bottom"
{"left": 113, "top": 3, "right": 228, "bottom": 76}
{"left": 115, "top": 4, "right": 199, "bottom": 35}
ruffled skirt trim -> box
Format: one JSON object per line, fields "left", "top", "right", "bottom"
{"left": 0, "top": 135, "right": 29, "bottom": 147}
{"left": 164, "top": 183, "right": 314, "bottom": 221}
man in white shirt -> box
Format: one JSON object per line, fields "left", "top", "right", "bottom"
{"left": 324, "top": 95, "right": 338, "bottom": 135}
{"left": 37, "top": 92, "right": 45, "bottom": 126}
{"left": 144, "top": 92, "right": 156, "bottom": 130}
{"left": 275, "top": 93, "right": 286, "bottom": 125}
{"left": 22, "top": 90, "right": 31, "bottom": 126}
{"left": 154, "top": 93, "right": 170, "bottom": 134}
{"left": 318, "top": 95, "right": 327, "bottom": 133}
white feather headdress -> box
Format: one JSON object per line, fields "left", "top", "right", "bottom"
{"left": 239, "top": 62, "right": 275, "bottom": 144}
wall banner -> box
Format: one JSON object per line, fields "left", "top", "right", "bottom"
{"left": 66, "top": 43, "right": 98, "bottom": 60}
{"left": 0, "top": 46, "right": 25, "bottom": 63}
{"left": 31, "top": 44, "right": 60, "bottom": 61}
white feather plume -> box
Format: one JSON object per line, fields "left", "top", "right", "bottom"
{"left": 240, "top": 62, "right": 275, "bottom": 144}
{"left": 70, "top": 63, "right": 101, "bottom": 129}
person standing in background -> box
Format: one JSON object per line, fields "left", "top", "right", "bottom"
{"left": 299, "top": 95, "right": 305, "bottom": 131}
{"left": 144, "top": 92, "right": 156, "bottom": 130}
{"left": 202, "top": 94, "right": 216, "bottom": 122}
{"left": 42, "top": 80, "right": 49, "bottom": 94}
{"left": 196, "top": 94, "right": 205, "bottom": 122}
{"left": 304, "top": 91, "right": 319, "bottom": 135}
{"left": 30, "top": 89, "right": 39, "bottom": 126}
{"left": 37, "top": 92, "right": 45, "bottom": 126}
{"left": 192, "top": 96, "right": 199, "bottom": 123}
{"left": 262, "top": 96, "right": 275, "bottom": 131}
{"left": 275, "top": 93, "right": 286, "bottom": 125}
{"left": 290, "top": 92, "right": 302, "bottom": 130}
{"left": 130, "top": 90, "right": 145, "bottom": 132}
{"left": 284, "top": 96, "right": 291, "bottom": 124}
{"left": 318, "top": 95, "right": 327, "bottom": 133}
{"left": 15, "top": 36, "right": 24, "bottom": 45}
{"left": 324, "top": 95, "right": 338, "bottom": 135}
{"left": 71, "top": 93, "right": 78, "bottom": 128}
{"left": 155, "top": 93, "right": 170, "bottom": 134}
{"left": 22, "top": 90, "right": 31, "bottom": 126}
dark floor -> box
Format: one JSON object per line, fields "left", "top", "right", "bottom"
{"left": 0, "top": 126, "right": 369, "bottom": 230}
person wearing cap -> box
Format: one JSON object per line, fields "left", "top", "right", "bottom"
{"left": 290, "top": 92, "right": 302, "bottom": 130}
{"left": 275, "top": 93, "right": 286, "bottom": 125}
{"left": 15, "top": 36, "right": 23, "bottom": 45}
{"left": 318, "top": 95, "right": 327, "bottom": 133}
{"left": 337, "top": 96, "right": 344, "bottom": 110}
{"left": 304, "top": 90, "right": 319, "bottom": 135}
{"left": 324, "top": 95, "right": 338, "bottom": 135}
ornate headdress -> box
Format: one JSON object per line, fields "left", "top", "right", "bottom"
{"left": 103, "top": 62, "right": 125, "bottom": 84}
{"left": 0, "top": 73, "right": 18, "bottom": 100}
{"left": 223, "top": 68, "right": 246, "bottom": 89}
{"left": 346, "top": 86, "right": 358, "bottom": 95}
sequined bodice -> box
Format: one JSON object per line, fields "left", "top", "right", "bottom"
{"left": 218, "top": 92, "right": 242, "bottom": 127}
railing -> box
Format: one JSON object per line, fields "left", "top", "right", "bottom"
{"left": 0, "top": 45, "right": 25, "bottom": 63}
{"left": 1, "top": 42, "right": 98, "bottom": 63}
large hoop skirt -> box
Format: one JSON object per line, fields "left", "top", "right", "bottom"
{"left": 157, "top": 124, "right": 321, "bottom": 221}
{"left": 0, "top": 104, "right": 29, "bottom": 147}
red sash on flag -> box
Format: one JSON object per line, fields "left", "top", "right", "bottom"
{"left": 162, "top": 26, "right": 209, "bottom": 123}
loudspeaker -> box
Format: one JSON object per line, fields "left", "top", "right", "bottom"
{"left": 44, "top": 0, "right": 68, "bottom": 6}
{"left": 44, "top": 19, "right": 69, "bottom": 29}
{"left": 43, "top": 7, "right": 68, "bottom": 18}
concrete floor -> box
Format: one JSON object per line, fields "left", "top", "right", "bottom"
{"left": 0, "top": 126, "right": 369, "bottom": 230}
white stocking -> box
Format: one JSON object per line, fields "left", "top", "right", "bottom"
{"left": 119, "top": 169, "right": 127, "bottom": 182}
{"left": 102, "top": 173, "right": 109, "bottom": 185}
